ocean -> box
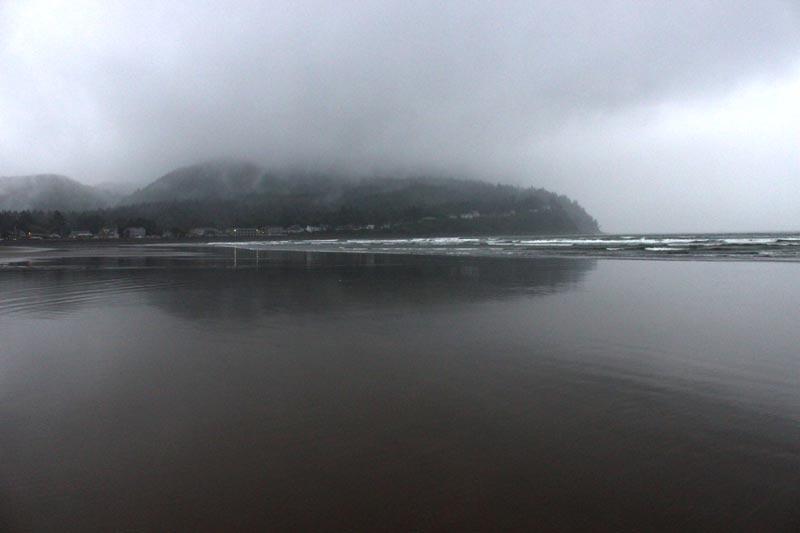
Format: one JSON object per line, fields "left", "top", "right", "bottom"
{"left": 0, "top": 235, "right": 798, "bottom": 530}
{"left": 208, "top": 232, "right": 800, "bottom": 261}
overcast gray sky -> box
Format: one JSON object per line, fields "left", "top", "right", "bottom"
{"left": 1, "top": 0, "right": 798, "bottom": 232}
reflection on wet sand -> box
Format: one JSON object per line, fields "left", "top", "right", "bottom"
{"left": 1, "top": 248, "right": 798, "bottom": 531}
{"left": 0, "top": 247, "right": 596, "bottom": 319}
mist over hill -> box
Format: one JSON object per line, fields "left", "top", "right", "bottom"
{"left": 1, "top": 161, "right": 599, "bottom": 237}
{"left": 0, "top": 174, "right": 115, "bottom": 211}
{"left": 117, "top": 161, "right": 599, "bottom": 235}
{"left": 124, "top": 160, "right": 268, "bottom": 204}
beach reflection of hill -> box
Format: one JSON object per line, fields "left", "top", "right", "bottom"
{"left": 141, "top": 250, "right": 597, "bottom": 321}
{"left": 0, "top": 248, "right": 596, "bottom": 320}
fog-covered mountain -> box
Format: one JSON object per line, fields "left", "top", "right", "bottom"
{"left": 0, "top": 174, "right": 114, "bottom": 211}
{"left": 124, "top": 160, "right": 269, "bottom": 204}
{"left": 118, "top": 160, "right": 600, "bottom": 234}
{"left": 2, "top": 161, "right": 600, "bottom": 236}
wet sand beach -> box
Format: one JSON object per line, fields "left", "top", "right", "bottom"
{"left": 0, "top": 245, "right": 798, "bottom": 531}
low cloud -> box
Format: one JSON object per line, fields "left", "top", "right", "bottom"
{"left": 2, "top": 0, "right": 799, "bottom": 231}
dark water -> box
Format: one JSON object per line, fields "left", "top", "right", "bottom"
{"left": 0, "top": 246, "right": 798, "bottom": 531}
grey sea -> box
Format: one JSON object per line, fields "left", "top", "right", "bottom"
{"left": 1, "top": 236, "right": 798, "bottom": 531}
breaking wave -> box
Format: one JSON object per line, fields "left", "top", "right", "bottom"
{"left": 209, "top": 233, "right": 800, "bottom": 261}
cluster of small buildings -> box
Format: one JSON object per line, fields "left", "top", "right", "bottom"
{"left": 186, "top": 215, "right": 486, "bottom": 238}
{"left": 65, "top": 227, "right": 146, "bottom": 240}
{"left": 12, "top": 231, "right": 63, "bottom": 240}
{"left": 23, "top": 224, "right": 384, "bottom": 241}
{"left": 189, "top": 224, "right": 381, "bottom": 238}
{"left": 50, "top": 227, "right": 149, "bottom": 240}
{"left": 12, "top": 210, "right": 493, "bottom": 242}
{"left": 7, "top": 227, "right": 148, "bottom": 240}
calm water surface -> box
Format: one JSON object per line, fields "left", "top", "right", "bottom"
{"left": 0, "top": 246, "right": 798, "bottom": 531}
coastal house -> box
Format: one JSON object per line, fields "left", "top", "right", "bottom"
{"left": 98, "top": 227, "right": 119, "bottom": 239}
{"left": 230, "top": 228, "right": 259, "bottom": 238}
{"left": 123, "top": 227, "right": 146, "bottom": 239}
{"left": 68, "top": 230, "right": 93, "bottom": 239}
{"left": 189, "top": 227, "right": 224, "bottom": 238}
{"left": 266, "top": 226, "right": 288, "bottom": 236}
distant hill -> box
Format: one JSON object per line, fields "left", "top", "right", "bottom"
{"left": 116, "top": 160, "right": 600, "bottom": 235}
{"left": 0, "top": 174, "right": 113, "bottom": 211}
{"left": 124, "top": 160, "right": 271, "bottom": 204}
{"left": 1, "top": 161, "right": 600, "bottom": 236}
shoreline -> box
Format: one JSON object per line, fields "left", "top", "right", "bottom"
{"left": 2, "top": 237, "right": 800, "bottom": 267}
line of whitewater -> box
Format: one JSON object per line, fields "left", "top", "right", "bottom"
{"left": 206, "top": 233, "right": 800, "bottom": 262}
